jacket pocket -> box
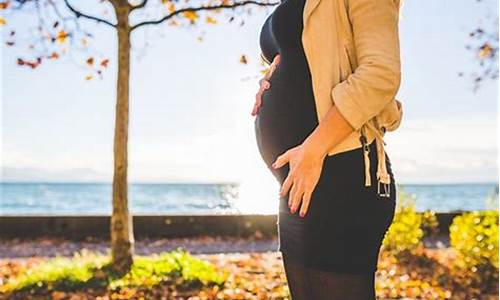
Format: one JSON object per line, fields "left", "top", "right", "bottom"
{"left": 339, "top": 43, "right": 358, "bottom": 81}
{"left": 338, "top": 43, "right": 352, "bottom": 81}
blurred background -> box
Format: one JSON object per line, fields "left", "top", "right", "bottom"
{"left": 0, "top": 0, "right": 498, "bottom": 299}
{"left": 1, "top": 0, "right": 498, "bottom": 216}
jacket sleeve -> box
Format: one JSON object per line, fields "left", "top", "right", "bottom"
{"left": 331, "top": 0, "right": 402, "bottom": 131}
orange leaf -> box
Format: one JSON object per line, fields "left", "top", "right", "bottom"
{"left": 0, "top": 17, "right": 6, "bottom": 25}
{"left": 478, "top": 43, "right": 493, "bottom": 59}
{"left": 100, "top": 59, "right": 109, "bottom": 68}
{"left": 206, "top": 16, "right": 217, "bottom": 24}
{"left": 85, "top": 75, "right": 93, "bottom": 81}
{"left": 239, "top": 55, "right": 247, "bottom": 64}
{"left": 56, "top": 30, "right": 68, "bottom": 44}
{"left": 0, "top": 2, "right": 9, "bottom": 9}
{"left": 182, "top": 11, "right": 198, "bottom": 23}
{"left": 86, "top": 57, "right": 94, "bottom": 66}
{"left": 167, "top": 3, "right": 175, "bottom": 13}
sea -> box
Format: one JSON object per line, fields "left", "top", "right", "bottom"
{"left": 0, "top": 182, "right": 498, "bottom": 215}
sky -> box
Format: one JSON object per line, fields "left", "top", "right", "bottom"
{"left": 1, "top": 0, "right": 498, "bottom": 187}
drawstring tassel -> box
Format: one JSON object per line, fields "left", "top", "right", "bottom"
{"left": 374, "top": 126, "right": 391, "bottom": 198}
{"left": 359, "top": 128, "right": 371, "bottom": 187}
{"left": 360, "top": 123, "right": 392, "bottom": 198}
{"left": 363, "top": 146, "right": 371, "bottom": 186}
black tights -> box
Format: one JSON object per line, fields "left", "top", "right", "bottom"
{"left": 282, "top": 253, "right": 376, "bottom": 300}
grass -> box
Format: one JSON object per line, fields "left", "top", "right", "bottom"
{"left": 1, "top": 248, "right": 498, "bottom": 299}
{"left": 0, "top": 248, "right": 227, "bottom": 297}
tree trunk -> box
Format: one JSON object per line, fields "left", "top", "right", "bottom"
{"left": 110, "top": 4, "right": 134, "bottom": 275}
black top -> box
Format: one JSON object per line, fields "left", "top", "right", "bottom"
{"left": 259, "top": 0, "right": 309, "bottom": 85}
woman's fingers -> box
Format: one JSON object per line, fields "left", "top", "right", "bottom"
{"left": 260, "top": 79, "right": 271, "bottom": 89}
{"left": 290, "top": 180, "right": 305, "bottom": 214}
{"left": 287, "top": 178, "right": 299, "bottom": 208}
{"left": 253, "top": 54, "right": 280, "bottom": 116}
{"left": 271, "top": 54, "right": 281, "bottom": 68}
{"left": 251, "top": 91, "right": 263, "bottom": 116}
{"left": 280, "top": 171, "right": 293, "bottom": 198}
{"left": 299, "top": 187, "right": 313, "bottom": 217}
{"left": 272, "top": 149, "right": 291, "bottom": 169}
{"left": 251, "top": 79, "right": 271, "bottom": 116}
{"left": 251, "top": 103, "right": 259, "bottom": 116}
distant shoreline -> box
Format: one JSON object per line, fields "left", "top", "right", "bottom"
{"left": 1, "top": 181, "right": 498, "bottom": 186}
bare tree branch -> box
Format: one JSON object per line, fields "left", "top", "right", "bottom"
{"left": 131, "top": 0, "right": 278, "bottom": 31}
{"left": 130, "top": 0, "right": 148, "bottom": 11}
{"left": 63, "top": 0, "right": 117, "bottom": 28}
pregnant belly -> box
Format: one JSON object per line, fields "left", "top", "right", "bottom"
{"left": 253, "top": 78, "right": 317, "bottom": 172}
{"left": 254, "top": 82, "right": 296, "bottom": 168}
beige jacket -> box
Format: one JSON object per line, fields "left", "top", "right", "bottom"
{"left": 261, "top": 0, "right": 403, "bottom": 197}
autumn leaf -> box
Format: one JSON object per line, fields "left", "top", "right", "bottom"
{"left": 86, "top": 57, "right": 94, "bottom": 66}
{"left": 206, "top": 16, "right": 217, "bottom": 24}
{"left": 167, "top": 2, "right": 175, "bottom": 13}
{"left": 182, "top": 10, "right": 199, "bottom": 23}
{"left": 17, "top": 57, "right": 40, "bottom": 69}
{"left": 49, "top": 52, "right": 59, "bottom": 59}
{"left": 239, "top": 54, "right": 248, "bottom": 64}
{"left": 0, "top": 2, "right": 8, "bottom": 9}
{"left": 56, "top": 30, "right": 69, "bottom": 44}
{"left": 85, "top": 75, "right": 93, "bottom": 81}
{"left": 478, "top": 43, "right": 493, "bottom": 59}
{"left": 0, "top": 17, "right": 6, "bottom": 25}
{"left": 100, "top": 59, "right": 109, "bottom": 68}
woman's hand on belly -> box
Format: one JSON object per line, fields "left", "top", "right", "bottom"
{"left": 251, "top": 54, "right": 281, "bottom": 116}
{"left": 272, "top": 142, "right": 325, "bottom": 217}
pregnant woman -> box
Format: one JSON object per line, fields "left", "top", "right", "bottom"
{"left": 252, "top": 0, "right": 402, "bottom": 298}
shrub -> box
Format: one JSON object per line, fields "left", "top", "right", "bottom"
{"left": 421, "top": 209, "right": 439, "bottom": 237}
{"left": 449, "top": 210, "right": 499, "bottom": 274}
{"left": 382, "top": 188, "right": 424, "bottom": 254}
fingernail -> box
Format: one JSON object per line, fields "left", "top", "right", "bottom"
{"left": 272, "top": 163, "right": 276, "bottom": 168}
{"left": 300, "top": 212, "right": 305, "bottom": 217}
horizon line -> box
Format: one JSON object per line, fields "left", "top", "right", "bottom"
{"left": 0, "top": 180, "right": 498, "bottom": 186}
